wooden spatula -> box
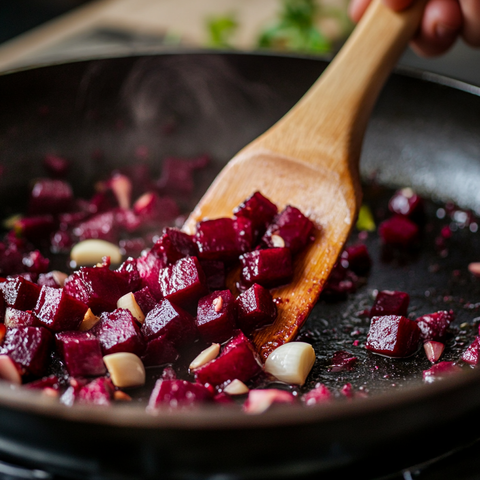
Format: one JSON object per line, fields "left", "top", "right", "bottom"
{"left": 184, "top": 0, "right": 427, "bottom": 360}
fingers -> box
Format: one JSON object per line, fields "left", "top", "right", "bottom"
{"left": 459, "top": 0, "right": 480, "bottom": 46}
{"left": 348, "top": 0, "right": 372, "bottom": 23}
{"left": 411, "top": 0, "right": 463, "bottom": 56}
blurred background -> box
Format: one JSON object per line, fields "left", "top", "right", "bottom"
{"left": 1, "top": 0, "right": 480, "bottom": 85}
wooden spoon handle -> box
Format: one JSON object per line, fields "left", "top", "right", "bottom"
{"left": 247, "top": 0, "right": 428, "bottom": 175}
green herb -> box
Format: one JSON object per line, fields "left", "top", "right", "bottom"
{"left": 356, "top": 205, "right": 376, "bottom": 232}
{"left": 206, "top": 14, "right": 238, "bottom": 48}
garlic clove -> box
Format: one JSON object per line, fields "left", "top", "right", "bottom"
{"left": 117, "top": 292, "right": 145, "bottom": 324}
{"left": 79, "top": 308, "right": 100, "bottom": 332}
{"left": 265, "top": 342, "right": 315, "bottom": 385}
{"left": 0, "top": 355, "right": 22, "bottom": 385}
{"left": 70, "top": 239, "right": 122, "bottom": 267}
{"left": 103, "top": 352, "right": 145, "bottom": 388}
{"left": 223, "top": 379, "right": 249, "bottom": 395}
{"left": 189, "top": 343, "right": 220, "bottom": 370}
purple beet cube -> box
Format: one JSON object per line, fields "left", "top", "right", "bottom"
{"left": 115, "top": 257, "right": 141, "bottom": 292}
{"left": 141, "top": 335, "right": 179, "bottom": 367}
{"left": 320, "top": 262, "right": 358, "bottom": 300}
{"left": 141, "top": 299, "right": 197, "bottom": 348}
{"left": 195, "top": 331, "right": 262, "bottom": 386}
{"left": 199, "top": 260, "right": 226, "bottom": 291}
{"left": 2, "top": 327, "right": 53, "bottom": 376}
{"left": 136, "top": 250, "right": 166, "bottom": 300}
{"left": 14, "top": 216, "right": 56, "bottom": 242}
{"left": 4, "top": 307, "right": 37, "bottom": 328}
{"left": 233, "top": 192, "right": 278, "bottom": 235}
{"left": 133, "top": 286, "right": 158, "bottom": 315}
{"left": 133, "top": 192, "right": 179, "bottom": 226}
{"left": 235, "top": 283, "right": 277, "bottom": 334}
{"left": 73, "top": 211, "right": 119, "bottom": 243}
{"left": 25, "top": 374, "right": 60, "bottom": 390}
{"left": 423, "top": 361, "right": 462, "bottom": 383}
{"left": 366, "top": 315, "right": 421, "bottom": 358}
{"left": 150, "top": 228, "right": 198, "bottom": 265}
{"left": 388, "top": 188, "right": 425, "bottom": 224}
{"left": 156, "top": 157, "right": 197, "bottom": 195}
{"left": 340, "top": 244, "right": 372, "bottom": 275}
{"left": 43, "top": 154, "right": 70, "bottom": 178}
{"left": 34, "top": 286, "right": 89, "bottom": 332}
{"left": 77, "top": 377, "right": 114, "bottom": 406}
{"left": 29, "top": 179, "right": 73, "bottom": 215}
{"left": 415, "top": 310, "right": 454, "bottom": 342}
{"left": 233, "top": 217, "right": 255, "bottom": 254}
{"left": 92, "top": 308, "right": 145, "bottom": 356}
{"left": 329, "top": 350, "right": 357, "bottom": 372}
{"left": 2, "top": 276, "right": 41, "bottom": 311}
{"left": 462, "top": 337, "right": 480, "bottom": 366}
{"left": 159, "top": 256, "right": 208, "bottom": 310}
{"left": 147, "top": 379, "right": 213, "bottom": 410}
{"left": 55, "top": 331, "right": 106, "bottom": 377}
{"left": 262, "top": 206, "right": 314, "bottom": 254}
{"left": 370, "top": 290, "right": 410, "bottom": 318}
{"left": 240, "top": 248, "right": 293, "bottom": 289}
{"left": 379, "top": 215, "right": 419, "bottom": 248}
{"left": 196, "top": 290, "right": 237, "bottom": 343}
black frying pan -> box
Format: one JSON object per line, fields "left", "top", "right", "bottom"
{"left": 0, "top": 52, "right": 480, "bottom": 480}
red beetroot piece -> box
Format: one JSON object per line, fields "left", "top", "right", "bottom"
{"left": 43, "top": 154, "right": 70, "bottom": 178}
{"left": 73, "top": 211, "right": 119, "bottom": 243}
{"left": 133, "top": 286, "right": 157, "bottom": 315}
{"left": 302, "top": 383, "right": 332, "bottom": 406}
{"left": 115, "top": 257, "right": 141, "bottom": 292}
{"left": 462, "top": 337, "right": 480, "bottom": 366}
{"left": 4, "top": 307, "right": 37, "bottom": 328}
{"left": 235, "top": 283, "right": 277, "bottom": 334}
{"left": 151, "top": 228, "right": 198, "bottom": 265}
{"left": 370, "top": 290, "right": 410, "bottom": 318}
{"left": 114, "top": 208, "right": 141, "bottom": 233}
{"left": 133, "top": 192, "right": 179, "bottom": 227}
{"left": 25, "top": 374, "right": 60, "bottom": 390}
{"left": 0, "top": 244, "right": 25, "bottom": 277}
{"left": 423, "top": 361, "right": 461, "bottom": 383}
{"left": 77, "top": 377, "right": 114, "bottom": 406}
{"left": 196, "top": 290, "right": 236, "bottom": 343}
{"left": 14, "top": 216, "right": 56, "bottom": 242}
{"left": 424, "top": 341, "right": 445, "bottom": 363}
{"left": 415, "top": 310, "right": 454, "bottom": 342}
{"left": 141, "top": 299, "right": 197, "bottom": 348}
{"left": 34, "top": 286, "right": 89, "bottom": 332}
{"left": 262, "top": 206, "right": 314, "bottom": 254}
{"left": 29, "top": 179, "right": 73, "bottom": 215}
{"left": 50, "top": 230, "right": 75, "bottom": 253}
{"left": 341, "top": 244, "right": 372, "bottom": 275}
{"left": 388, "top": 188, "right": 425, "bottom": 224}
{"left": 156, "top": 157, "right": 197, "bottom": 195}
{"left": 320, "top": 262, "right": 358, "bottom": 300}
{"left": 195, "top": 331, "right": 261, "bottom": 387}
{"left": 243, "top": 389, "right": 296, "bottom": 414}
{"left": 141, "top": 335, "right": 179, "bottom": 367}
{"left": 136, "top": 250, "right": 165, "bottom": 300}
{"left": 148, "top": 379, "right": 213, "bottom": 410}
{"left": 159, "top": 256, "right": 208, "bottom": 310}
{"left": 2, "top": 276, "right": 41, "bottom": 311}
{"left": 22, "top": 251, "right": 50, "bottom": 275}
{"left": 2, "top": 327, "right": 53, "bottom": 376}
{"left": 92, "top": 308, "right": 145, "bottom": 356}
{"left": 56, "top": 331, "right": 106, "bottom": 377}
{"left": 199, "top": 260, "right": 226, "bottom": 291}
{"left": 233, "top": 191, "right": 278, "bottom": 236}
{"left": 378, "top": 215, "right": 419, "bottom": 248}
{"left": 366, "top": 315, "right": 421, "bottom": 358}
{"left": 328, "top": 350, "right": 357, "bottom": 372}
{"left": 240, "top": 248, "right": 293, "bottom": 289}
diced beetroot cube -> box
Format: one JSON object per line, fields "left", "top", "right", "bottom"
{"left": 424, "top": 341, "right": 445, "bottom": 363}
{"left": 147, "top": 379, "right": 213, "bottom": 410}
{"left": 34, "top": 286, "right": 89, "bottom": 332}
{"left": 199, "top": 260, "right": 226, "bottom": 291}
{"left": 423, "top": 361, "right": 462, "bottom": 383}
{"left": 388, "top": 188, "right": 424, "bottom": 223}
{"left": 195, "top": 331, "right": 261, "bottom": 387}
{"left": 2, "top": 276, "right": 41, "bottom": 311}
{"left": 29, "top": 179, "right": 73, "bottom": 215}
{"left": 370, "top": 290, "right": 410, "bottom": 318}
{"left": 43, "top": 154, "right": 70, "bottom": 178}
{"left": 235, "top": 283, "right": 277, "bottom": 334}
{"left": 133, "top": 286, "right": 157, "bottom": 315}
{"left": 37, "top": 272, "right": 63, "bottom": 289}
{"left": 159, "top": 256, "right": 208, "bottom": 310}
{"left": 136, "top": 250, "right": 166, "bottom": 300}
{"left": 196, "top": 290, "right": 236, "bottom": 343}
{"left": 262, "top": 206, "right": 314, "bottom": 254}
{"left": 150, "top": 228, "right": 198, "bottom": 265}
{"left": 56, "top": 331, "right": 106, "bottom": 377}
{"left": 462, "top": 337, "right": 480, "bottom": 366}
{"left": 50, "top": 230, "right": 75, "bottom": 253}
{"left": 4, "top": 307, "right": 37, "bottom": 328}
{"left": 366, "top": 315, "right": 421, "bottom": 358}
{"left": 64, "top": 264, "right": 127, "bottom": 314}
{"left": 233, "top": 191, "right": 278, "bottom": 236}
{"left": 77, "top": 377, "right": 114, "bottom": 406}
{"left": 0, "top": 244, "right": 24, "bottom": 277}
{"left": 73, "top": 211, "right": 119, "bottom": 243}
{"left": 115, "top": 257, "right": 141, "bottom": 292}
{"left": 302, "top": 383, "right": 332, "bottom": 406}
{"left": 25, "top": 374, "right": 60, "bottom": 390}
{"left": 141, "top": 299, "right": 197, "bottom": 348}
{"left": 22, "top": 251, "right": 50, "bottom": 274}
{"left": 161, "top": 366, "right": 177, "bottom": 380}
{"left": 114, "top": 208, "right": 141, "bottom": 232}
{"left": 214, "top": 392, "right": 235, "bottom": 404}
{"left": 378, "top": 215, "right": 419, "bottom": 248}
{"left": 233, "top": 217, "right": 255, "bottom": 254}
{"left": 2, "top": 326, "right": 53, "bottom": 376}
{"left": 141, "top": 335, "right": 179, "bottom": 367}
{"left": 415, "top": 310, "right": 454, "bottom": 342}
{"left": 133, "top": 192, "right": 179, "bottom": 226}
{"left": 243, "top": 389, "right": 296, "bottom": 414}
{"left": 92, "top": 308, "right": 145, "bottom": 356}
{"left": 341, "top": 244, "right": 372, "bottom": 275}
{"left": 156, "top": 157, "right": 203, "bottom": 195}
{"left": 14, "top": 216, "right": 56, "bottom": 242}
{"left": 320, "top": 262, "right": 358, "bottom": 300}
{"left": 329, "top": 350, "right": 357, "bottom": 372}
{"left": 119, "top": 237, "right": 146, "bottom": 257}
{"left": 240, "top": 248, "right": 293, "bottom": 289}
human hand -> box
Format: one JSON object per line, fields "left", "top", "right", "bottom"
{"left": 349, "top": 0, "right": 480, "bottom": 56}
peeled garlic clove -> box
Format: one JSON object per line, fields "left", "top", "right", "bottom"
{"left": 117, "top": 292, "right": 145, "bottom": 324}
{"left": 265, "top": 342, "right": 315, "bottom": 385}
{"left": 189, "top": 343, "right": 220, "bottom": 370}
{"left": 103, "top": 352, "right": 145, "bottom": 388}
{"left": 0, "top": 355, "right": 22, "bottom": 385}
{"left": 70, "top": 239, "right": 122, "bottom": 267}
{"left": 223, "top": 379, "right": 249, "bottom": 395}
{"left": 79, "top": 308, "right": 100, "bottom": 332}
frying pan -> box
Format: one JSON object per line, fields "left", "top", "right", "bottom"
{"left": 1, "top": 51, "right": 480, "bottom": 480}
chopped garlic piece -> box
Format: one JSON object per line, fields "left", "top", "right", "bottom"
{"left": 223, "top": 379, "right": 249, "bottom": 395}
{"left": 265, "top": 342, "right": 315, "bottom": 385}
{"left": 0, "top": 355, "right": 21, "bottom": 385}
{"left": 117, "top": 292, "right": 145, "bottom": 324}
{"left": 103, "top": 352, "right": 145, "bottom": 388}
{"left": 52, "top": 270, "right": 67, "bottom": 287}
{"left": 189, "top": 343, "right": 220, "bottom": 370}
{"left": 70, "top": 239, "right": 122, "bottom": 266}
{"left": 79, "top": 308, "right": 100, "bottom": 332}
{"left": 271, "top": 234, "right": 285, "bottom": 248}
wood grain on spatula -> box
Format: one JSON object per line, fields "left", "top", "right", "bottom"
{"left": 184, "top": 0, "right": 428, "bottom": 360}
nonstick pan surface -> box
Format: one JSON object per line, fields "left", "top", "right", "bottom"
{"left": 0, "top": 52, "right": 480, "bottom": 479}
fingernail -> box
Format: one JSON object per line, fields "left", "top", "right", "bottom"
{"left": 435, "top": 23, "right": 458, "bottom": 40}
